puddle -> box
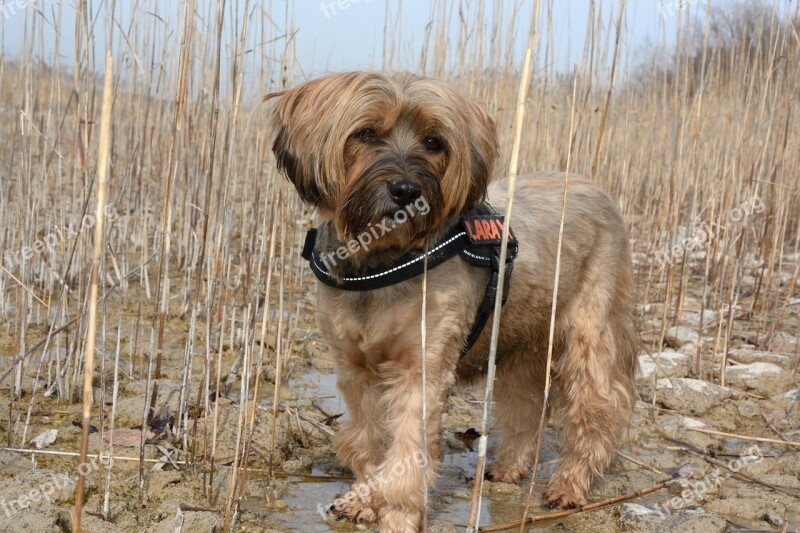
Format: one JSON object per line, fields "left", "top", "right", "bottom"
{"left": 245, "top": 368, "right": 572, "bottom": 531}
{"left": 288, "top": 371, "right": 345, "bottom": 420}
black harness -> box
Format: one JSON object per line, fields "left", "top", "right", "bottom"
{"left": 301, "top": 204, "right": 518, "bottom": 358}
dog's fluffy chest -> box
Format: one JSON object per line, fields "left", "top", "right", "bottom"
{"left": 316, "top": 285, "right": 425, "bottom": 366}
{"left": 313, "top": 269, "right": 477, "bottom": 371}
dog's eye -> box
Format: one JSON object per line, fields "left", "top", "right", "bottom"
{"left": 423, "top": 137, "right": 444, "bottom": 152}
{"left": 355, "top": 128, "right": 379, "bottom": 144}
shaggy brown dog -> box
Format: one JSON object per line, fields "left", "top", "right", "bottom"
{"left": 266, "top": 72, "right": 637, "bottom": 532}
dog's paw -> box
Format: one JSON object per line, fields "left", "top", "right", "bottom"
{"left": 541, "top": 486, "right": 587, "bottom": 509}
{"left": 378, "top": 506, "right": 420, "bottom": 533}
{"left": 329, "top": 498, "right": 378, "bottom": 524}
{"left": 485, "top": 463, "right": 528, "bottom": 484}
{"left": 328, "top": 483, "right": 379, "bottom": 524}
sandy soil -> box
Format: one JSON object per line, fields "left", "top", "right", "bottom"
{"left": 0, "top": 251, "right": 798, "bottom": 533}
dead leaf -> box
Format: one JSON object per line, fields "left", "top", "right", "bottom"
{"left": 103, "top": 429, "right": 154, "bottom": 447}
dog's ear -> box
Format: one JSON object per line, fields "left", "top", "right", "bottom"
{"left": 264, "top": 85, "right": 329, "bottom": 208}
{"left": 265, "top": 77, "right": 352, "bottom": 210}
{"left": 463, "top": 100, "right": 498, "bottom": 210}
{"left": 270, "top": 120, "right": 324, "bottom": 205}
{"left": 403, "top": 75, "right": 498, "bottom": 217}
{"left": 265, "top": 73, "right": 384, "bottom": 210}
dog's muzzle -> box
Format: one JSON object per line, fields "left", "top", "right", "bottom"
{"left": 387, "top": 179, "right": 423, "bottom": 205}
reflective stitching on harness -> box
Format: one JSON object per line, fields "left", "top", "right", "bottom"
{"left": 460, "top": 249, "right": 490, "bottom": 261}
{"left": 313, "top": 231, "right": 469, "bottom": 282}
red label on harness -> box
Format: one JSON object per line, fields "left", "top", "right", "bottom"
{"left": 463, "top": 216, "right": 516, "bottom": 244}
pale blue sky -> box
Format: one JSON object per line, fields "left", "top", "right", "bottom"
{"left": 0, "top": 1, "right": 696, "bottom": 67}
{"left": 3, "top": 0, "right": 786, "bottom": 91}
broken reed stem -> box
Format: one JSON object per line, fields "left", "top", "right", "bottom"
{"left": 0, "top": 446, "right": 190, "bottom": 464}
{"left": 420, "top": 251, "right": 429, "bottom": 533}
{"left": 590, "top": 0, "right": 625, "bottom": 176}
{"left": 73, "top": 50, "right": 113, "bottom": 533}
{"left": 466, "top": 3, "right": 540, "bottom": 530}
{"left": 686, "top": 427, "right": 800, "bottom": 447}
{"left": 668, "top": 445, "right": 800, "bottom": 499}
{"left": 148, "top": 0, "right": 193, "bottom": 418}
{"left": 103, "top": 307, "right": 124, "bottom": 519}
{"left": 209, "top": 294, "right": 227, "bottom": 505}
{"left": 480, "top": 477, "right": 677, "bottom": 532}
{"left": 269, "top": 195, "right": 287, "bottom": 475}
{"left": 518, "top": 63, "right": 579, "bottom": 532}
{"left": 224, "top": 326, "right": 249, "bottom": 531}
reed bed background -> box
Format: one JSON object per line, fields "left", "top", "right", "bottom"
{"left": 0, "top": 0, "right": 798, "bottom": 530}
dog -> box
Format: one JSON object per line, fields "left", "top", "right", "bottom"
{"left": 266, "top": 71, "right": 637, "bottom": 532}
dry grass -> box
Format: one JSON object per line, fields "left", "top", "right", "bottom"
{"left": 0, "top": 0, "right": 798, "bottom": 529}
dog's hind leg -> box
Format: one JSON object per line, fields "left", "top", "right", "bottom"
{"left": 486, "top": 349, "right": 547, "bottom": 483}
{"left": 542, "top": 273, "right": 636, "bottom": 508}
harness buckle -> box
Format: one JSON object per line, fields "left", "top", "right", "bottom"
{"left": 479, "top": 271, "right": 500, "bottom": 314}
{"left": 479, "top": 247, "right": 514, "bottom": 314}
{"left": 501, "top": 260, "right": 513, "bottom": 304}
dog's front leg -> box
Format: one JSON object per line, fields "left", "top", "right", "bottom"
{"left": 372, "top": 359, "right": 451, "bottom": 533}
{"left": 330, "top": 357, "right": 386, "bottom": 523}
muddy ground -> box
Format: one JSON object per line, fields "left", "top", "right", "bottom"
{"left": 0, "top": 252, "right": 798, "bottom": 532}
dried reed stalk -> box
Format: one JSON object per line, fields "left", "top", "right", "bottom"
{"left": 73, "top": 49, "right": 114, "bottom": 533}
{"left": 518, "top": 64, "right": 579, "bottom": 532}
{"left": 466, "top": 2, "right": 540, "bottom": 530}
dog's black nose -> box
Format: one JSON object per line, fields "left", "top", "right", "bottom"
{"left": 387, "top": 179, "right": 422, "bottom": 205}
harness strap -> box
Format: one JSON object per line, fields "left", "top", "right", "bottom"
{"left": 301, "top": 205, "right": 518, "bottom": 359}
{"left": 301, "top": 226, "right": 472, "bottom": 291}
{"left": 459, "top": 247, "right": 514, "bottom": 356}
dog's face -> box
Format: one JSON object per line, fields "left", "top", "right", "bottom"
{"left": 266, "top": 72, "right": 498, "bottom": 253}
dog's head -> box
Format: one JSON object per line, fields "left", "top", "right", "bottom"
{"left": 266, "top": 72, "right": 498, "bottom": 253}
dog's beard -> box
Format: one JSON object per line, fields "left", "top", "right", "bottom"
{"left": 334, "top": 157, "right": 445, "bottom": 256}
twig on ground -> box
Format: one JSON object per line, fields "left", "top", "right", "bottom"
{"left": 478, "top": 474, "right": 686, "bottom": 532}
{"left": 686, "top": 426, "right": 800, "bottom": 448}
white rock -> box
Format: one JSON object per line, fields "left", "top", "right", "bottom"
{"left": 726, "top": 362, "right": 789, "bottom": 397}
{"left": 682, "top": 310, "right": 718, "bottom": 326}
{"left": 682, "top": 378, "right": 710, "bottom": 393}
{"left": 729, "top": 362, "right": 782, "bottom": 375}
{"left": 620, "top": 504, "right": 726, "bottom": 533}
{"left": 769, "top": 331, "right": 799, "bottom": 352}
{"left": 29, "top": 429, "right": 58, "bottom": 449}
{"left": 653, "top": 378, "right": 733, "bottom": 415}
{"left": 620, "top": 503, "right": 656, "bottom": 518}
{"left": 657, "top": 415, "right": 714, "bottom": 450}
{"left": 739, "top": 275, "right": 757, "bottom": 287}
{"left": 678, "top": 342, "right": 699, "bottom": 355}
{"left": 727, "top": 348, "right": 793, "bottom": 368}
{"left": 637, "top": 351, "right": 691, "bottom": 381}
{"left": 680, "top": 416, "right": 707, "bottom": 429}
